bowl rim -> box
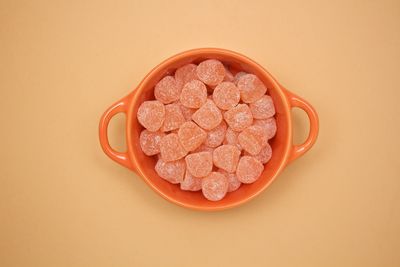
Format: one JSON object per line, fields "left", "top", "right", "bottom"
{"left": 125, "top": 48, "right": 293, "bottom": 211}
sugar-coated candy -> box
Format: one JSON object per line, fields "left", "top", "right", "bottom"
{"left": 247, "top": 125, "right": 269, "bottom": 147}
{"left": 254, "top": 117, "right": 277, "bottom": 139}
{"left": 223, "top": 104, "right": 253, "bottom": 132}
{"left": 192, "top": 99, "right": 222, "bottom": 130}
{"left": 238, "top": 127, "right": 263, "bottom": 155}
{"left": 161, "top": 103, "right": 185, "bottom": 132}
{"left": 237, "top": 74, "right": 267, "bottom": 103}
{"left": 139, "top": 130, "right": 165, "bottom": 156}
{"left": 201, "top": 172, "right": 229, "bottom": 201}
{"left": 174, "top": 101, "right": 196, "bottom": 121}
{"left": 196, "top": 59, "right": 225, "bottom": 86}
{"left": 249, "top": 95, "right": 275, "bottom": 119}
{"left": 223, "top": 127, "right": 242, "bottom": 150}
{"left": 178, "top": 121, "right": 207, "bottom": 152}
{"left": 175, "top": 64, "right": 198, "bottom": 88}
{"left": 238, "top": 125, "right": 269, "bottom": 155}
{"left": 245, "top": 143, "right": 272, "bottom": 164}
{"left": 233, "top": 71, "right": 247, "bottom": 84}
{"left": 137, "top": 100, "right": 165, "bottom": 132}
{"left": 213, "top": 145, "right": 241, "bottom": 173}
{"left": 159, "top": 133, "right": 187, "bottom": 162}
{"left": 218, "top": 169, "right": 241, "bottom": 192}
{"left": 154, "top": 75, "right": 181, "bottom": 104}
{"left": 193, "top": 144, "right": 215, "bottom": 154}
{"left": 223, "top": 67, "right": 234, "bottom": 82}
{"left": 155, "top": 158, "right": 185, "bottom": 184}
{"left": 185, "top": 151, "right": 213, "bottom": 178}
{"left": 180, "top": 80, "right": 207, "bottom": 108}
{"left": 180, "top": 171, "right": 202, "bottom": 191}
{"left": 212, "top": 82, "right": 240, "bottom": 110}
{"left": 204, "top": 121, "right": 227, "bottom": 148}
{"left": 236, "top": 156, "right": 264, "bottom": 184}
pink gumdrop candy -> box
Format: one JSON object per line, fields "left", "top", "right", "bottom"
{"left": 237, "top": 74, "right": 267, "bottom": 103}
{"left": 223, "top": 127, "right": 242, "bottom": 150}
{"left": 180, "top": 171, "right": 203, "bottom": 191}
{"left": 161, "top": 103, "right": 185, "bottom": 132}
{"left": 223, "top": 104, "right": 253, "bottom": 132}
{"left": 213, "top": 145, "right": 241, "bottom": 173}
{"left": 180, "top": 80, "right": 207, "bottom": 108}
{"left": 212, "top": 82, "right": 240, "bottom": 110}
{"left": 196, "top": 59, "right": 226, "bottom": 86}
{"left": 233, "top": 71, "right": 247, "bottom": 85}
{"left": 238, "top": 125, "right": 269, "bottom": 155}
{"left": 236, "top": 156, "right": 264, "bottom": 184}
{"left": 204, "top": 121, "right": 227, "bottom": 148}
{"left": 223, "top": 67, "right": 234, "bottom": 82}
{"left": 137, "top": 100, "right": 165, "bottom": 132}
{"left": 253, "top": 117, "right": 277, "bottom": 139}
{"left": 155, "top": 158, "right": 186, "bottom": 184}
{"left": 154, "top": 75, "right": 181, "bottom": 104}
{"left": 245, "top": 143, "right": 272, "bottom": 164}
{"left": 249, "top": 95, "right": 275, "bottom": 119}
{"left": 178, "top": 121, "right": 207, "bottom": 152}
{"left": 248, "top": 125, "right": 269, "bottom": 147}
{"left": 218, "top": 169, "right": 241, "bottom": 192}
{"left": 174, "top": 101, "right": 196, "bottom": 121}
{"left": 175, "top": 64, "right": 198, "bottom": 89}
{"left": 193, "top": 144, "right": 215, "bottom": 154}
{"left": 185, "top": 151, "right": 213, "bottom": 178}
{"left": 139, "top": 130, "right": 165, "bottom": 156}
{"left": 238, "top": 127, "right": 263, "bottom": 155}
{"left": 159, "top": 133, "right": 188, "bottom": 162}
{"left": 192, "top": 99, "right": 223, "bottom": 130}
{"left": 201, "top": 172, "right": 229, "bottom": 201}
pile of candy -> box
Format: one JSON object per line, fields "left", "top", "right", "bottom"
{"left": 137, "top": 59, "right": 276, "bottom": 201}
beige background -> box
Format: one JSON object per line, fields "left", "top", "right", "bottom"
{"left": 1, "top": 0, "right": 400, "bottom": 266}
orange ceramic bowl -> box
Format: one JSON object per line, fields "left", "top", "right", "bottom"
{"left": 99, "top": 48, "right": 319, "bottom": 211}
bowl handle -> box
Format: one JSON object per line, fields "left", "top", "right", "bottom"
{"left": 99, "top": 95, "right": 135, "bottom": 170}
{"left": 283, "top": 86, "right": 319, "bottom": 164}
